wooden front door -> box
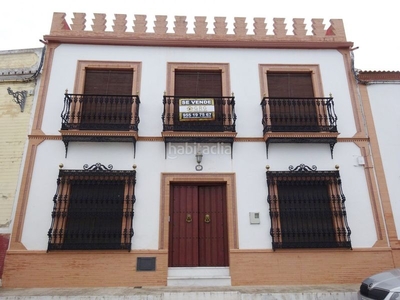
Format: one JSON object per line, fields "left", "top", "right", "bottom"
{"left": 169, "top": 184, "right": 228, "bottom": 267}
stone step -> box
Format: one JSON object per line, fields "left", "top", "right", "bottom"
{"left": 168, "top": 267, "right": 230, "bottom": 277}
{"left": 167, "top": 267, "right": 232, "bottom": 287}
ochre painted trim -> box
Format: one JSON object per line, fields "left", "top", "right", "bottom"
{"left": 162, "top": 131, "right": 237, "bottom": 139}
{"left": 46, "top": 37, "right": 353, "bottom": 50}
{"left": 338, "top": 49, "right": 366, "bottom": 137}
{"left": 234, "top": 137, "right": 264, "bottom": 142}
{"left": 137, "top": 136, "right": 164, "bottom": 142}
{"left": 32, "top": 44, "right": 58, "bottom": 131}
{"left": 59, "top": 130, "right": 139, "bottom": 140}
{"left": 263, "top": 132, "right": 338, "bottom": 141}
{"left": 21, "top": 135, "right": 374, "bottom": 144}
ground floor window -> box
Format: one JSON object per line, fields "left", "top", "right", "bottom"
{"left": 266, "top": 164, "right": 351, "bottom": 250}
{"left": 47, "top": 163, "right": 136, "bottom": 251}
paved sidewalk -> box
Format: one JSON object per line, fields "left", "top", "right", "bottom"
{"left": 0, "top": 284, "right": 360, "bottom": 299}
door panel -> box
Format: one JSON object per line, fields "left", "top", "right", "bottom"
{"left": 169, "top": 184, "right": 228, "bottom": 267}
{"left": 198, "top": 185, "right": 228, "bottom": 266}
{"left": 169, "top": 185, "right": 199, "bottom": 267}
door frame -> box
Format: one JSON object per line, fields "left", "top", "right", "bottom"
{"left": 159, "top": 173, "right": 238, "bottom": 261}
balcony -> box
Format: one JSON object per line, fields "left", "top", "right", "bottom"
{"left": 260, "top": 96, "right": 338, "bottom": 158}
{"left": 60, "top": 93, "right": 140, "bottom": 157}
{"left": 161, "top": 96, "right": 237, "bottom": 154}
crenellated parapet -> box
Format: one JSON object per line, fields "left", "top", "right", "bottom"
{"left": 45, "top": 12, "right": 352, "bottom": 48}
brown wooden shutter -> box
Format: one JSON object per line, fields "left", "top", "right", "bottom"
{"left": 174, "top": 70, "right": 222, "bottom": 97}
{"left": 267, "top": 72, "right": 317, "bottom": 131}
{"left": 267, "top": 72, "right": 314, "bottom": 98}
{"left": 172, "top": 70, "right": 224, "bottom": 131}
{"left": 84, "top": 69, "right": 133, "bottom": 95}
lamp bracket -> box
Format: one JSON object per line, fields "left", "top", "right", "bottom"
{"left": 7, "top": 87, "right": 27, "bottom": 112}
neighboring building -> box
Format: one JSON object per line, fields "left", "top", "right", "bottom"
{"left": 1, "top": 12, "right": 396, "bottom": 288}
{"left": 0, "top": 47, "right": 43, "bottom": 285}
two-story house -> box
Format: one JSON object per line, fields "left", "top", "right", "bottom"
{"left": 2, "top": 12, "right": 395, "bottom": 288}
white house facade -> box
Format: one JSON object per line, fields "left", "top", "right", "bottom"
{"left": 2, "top": 13, "right": 396, "bottom": 288}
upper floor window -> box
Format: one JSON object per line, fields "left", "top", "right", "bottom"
{"left": 162, "top": 63, "right": 236, "bottom": 133}
{"left": 47, "top": 163, "right": 136, "bottom": 251}
{"left": 266, "top": 164, "right": 351, "bottom": 250}
{"left": 260, "top": 65, "right": 337, "bottom": 133}
{"left": 61, "top": 61, "right": 141, "bottom": 131}
{"left": 84, "top": 69, "right": 133, "bottom": 94}
{"left": 267, "top": 72, "right": 314, "bottom": 98}
{"left": 175, "top": 70, "right": 222, "bottom": 97}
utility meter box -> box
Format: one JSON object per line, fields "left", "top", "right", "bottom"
{"left": 249, "top": 212, "right": 260, "bottom": 224}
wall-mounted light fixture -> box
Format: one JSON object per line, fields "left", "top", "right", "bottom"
{"left": 195, "top": 151, "right": 203, "bottom": 171}
{"left": 7, "top": 87, "right": 27, "bottom": 112}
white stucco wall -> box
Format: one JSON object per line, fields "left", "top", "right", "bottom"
{"left": 367, "top": 83, "right": 400, "bottom": 239}
{"left": 21, "top": 43, "right": 376, "bottom": 250}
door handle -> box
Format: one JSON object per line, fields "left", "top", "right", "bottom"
{"left": 204, "top": 214, "right": 211, "bottom": 223}
{"left": 186, "top": 214, "right": 192, "bottom": 223}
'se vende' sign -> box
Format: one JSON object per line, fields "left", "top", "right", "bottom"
{"left": 179, "top": 98, "right": 215, "bottom": 121}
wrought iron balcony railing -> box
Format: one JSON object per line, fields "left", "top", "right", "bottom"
{"left": 162, "top": 96, "right": 236, "bottom": 132}
{"left": 260, "top": 97, "right": 337, "bottom": 133}
{"left": 61, "top": 93, "right": 140, "bottom": 131}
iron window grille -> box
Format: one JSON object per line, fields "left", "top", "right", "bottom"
{"left": 47, "top": 163, "right": 136, "bottom": 251}
{"left": 266, "top": 164, "right": 351, "bottom": 250}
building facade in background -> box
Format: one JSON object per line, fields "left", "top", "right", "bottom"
{"left": 2, "top": 13, "right": 398, "bottom": 288}
{"left": 0, "top": 47, "right": 43, "bottom": 284}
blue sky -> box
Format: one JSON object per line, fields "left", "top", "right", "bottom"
{"left": 1, "top": 0, "right": 398, "bottom": 71}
